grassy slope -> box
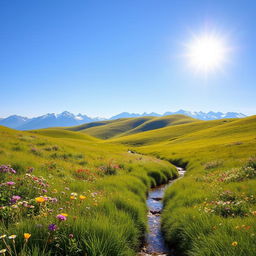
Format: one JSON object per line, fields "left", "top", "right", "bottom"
{"left": 111, "top": 118, "right": 236, "bottom": 146}
{"left": 114, "top": 115, "right": 256, "bottom": 256}
{"left": 0, "top": 125, "right": 177, "bottom": 256}
{"left": 66, "top": 115, "right": 196, "bottom": 139}
{"left": 31, "top": 128, "right": 99, "bottom": 141}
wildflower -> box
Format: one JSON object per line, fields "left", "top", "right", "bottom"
{"left": 48, "top": 224, "right": 57, "bottom": 231}
{"left": 60, "top": 213, "right": 68, "bottom": 217}
{"left": 35, "top": 197, "right": 45, "bottom": 203}
{"left": 71, "top": 192, "right": 78, "bottom": 197}
{"left": 50, "top": 197, "right": 58, "bottom": 203}
{"left": 232, "top": 241, "right": 238, "bottom": 247}
{"left": 0, "top": 165, "right": 16, "bottom": 174}
{"left": 70, "top": 196, "right": 76, "bottom": 200}
{"left": 24, "top": 233, "right": 31, "bottom": 241}
{"left": 56, "top": 214, "right": 67, "bottom": 221}
{"left": 0, "top": 235, "right": 6, "bottom": 239}
{"left": 52, "top": 189, "right": 58, "bottom": 193}
{"left": 8, "top": 235, "right": 16, "bottom": 240}
{"left": 6, "top": 181, "right": 15, "bottom": 186}
{"left": 0, "top": 249, "right": 7, "bottom": 254}
{"left": 10, "top": 195, "right": 21, "bottom": 204}
{"left": 69, "top": 234, "right": 74, "bottom": 239}
{"left": 27, "top": 167, "right": 34, "bottom": 173}
{"left": 79, "top": 195, "right": 86, "bottom": 200}
{"left": 252, "top": 211, "right": 256, "bottom": 216}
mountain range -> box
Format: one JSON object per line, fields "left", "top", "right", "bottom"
{"left": 0, "top": 110, "right": 246, "bottom": 130}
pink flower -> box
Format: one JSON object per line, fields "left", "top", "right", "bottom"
{"left": 56, "top": 214, "right": 67, "bottom": 221}
{"left": 10, "top": 195, "right": 21, "bottom": 204}
{"left": 6, "top": 181, "right": 15, "bottom": 186}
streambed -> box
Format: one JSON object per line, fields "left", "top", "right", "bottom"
{"left": 139, "top": 167, "right": 186, "bottom": 256}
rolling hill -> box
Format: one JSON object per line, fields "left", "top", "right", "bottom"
{"left": 67, "top": 114, "right": 197, "bottom": 139}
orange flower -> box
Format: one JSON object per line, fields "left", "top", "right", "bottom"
{"left": 24, "top": 233, "right": 31, "bottom": 241}
{"left": 232, "top": 241, "right": 238, "bottom": 247}
{"left": 35, "top": 197, "right": 45, "bottom": 203}
{"left": 79, "top": 195, "right": 86, "bottom": 200}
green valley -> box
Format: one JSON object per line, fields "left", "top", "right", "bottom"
{"left": 0, "top": 114, "right": 255, "bottom": 255}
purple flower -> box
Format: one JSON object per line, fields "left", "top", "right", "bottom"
{"left": 0, "top": 165, "right": 16, "bottom": 174}
{"left": 10, "top": 195, "right": 21, "bottom": 204}
{"left": 27, "top": 167, "right": 34, "bottom": 173}
{"left": 6, "top": 181, "right": 15, "bottom": 186}
{"left": 50, "top": 197, "right": 58, "bottom": 203}
{"left": 56, "top": 214, "right": 67, "bottom": 221}
{"left": 48, "top": 224, "right": 57, "bottom": 231}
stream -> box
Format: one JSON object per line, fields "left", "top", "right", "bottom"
{"left": 138, "top": 167, "right": 186, "bottom": 256}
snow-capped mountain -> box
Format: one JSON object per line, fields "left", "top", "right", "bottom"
{"left": 0, "top": 110, "right": 247, "bottom": 130}
{"left": 0, "top": 115, "right": 30, "bottom": 129}
{"left": 0, "top": 111, "right": 103, "bottom": 130}
{"left": 162, "top": 110, "right": 247, "bottom": 120}
{"left": 110, "top": 110, "right": 246, "bottom": 121}
{"left": 110, "top": 112, "right": 161, "bottom": 120}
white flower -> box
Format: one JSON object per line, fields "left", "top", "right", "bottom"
{"left": 8, "top": 235, "right": 17, "bottom": 240}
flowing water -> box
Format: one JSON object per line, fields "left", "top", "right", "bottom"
{"left": 138, "top": 167, "right": 186, "bottom": 256}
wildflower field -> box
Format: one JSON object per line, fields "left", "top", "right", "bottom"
{"left": 0, "top": 114, "right": 256, "bottom": 255}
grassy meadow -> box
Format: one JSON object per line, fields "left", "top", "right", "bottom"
{"left": 0, "top": 114, "right": 255, "bottom": 255}
{"left": 112, "top": 115, "right": 256, "bottom": 255}
{"left": 0, "top": 125, "right": 177, "bottom": 256}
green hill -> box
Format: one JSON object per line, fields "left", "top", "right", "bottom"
{"left": 110, "top": 118, "right": 236, "bottom": 146}
{"left": 30, "top": 128, "right": 99, "bottom": 141}
{"left": 67, "top": 114, "right": 196, "bottom": 139}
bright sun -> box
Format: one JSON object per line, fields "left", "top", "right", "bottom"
{"left": 186, "top": 33, "right": 228, "bottom": 74}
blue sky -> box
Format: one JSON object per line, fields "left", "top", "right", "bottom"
{"left": 0, "top": 0, "right": 255, "bottom": 118}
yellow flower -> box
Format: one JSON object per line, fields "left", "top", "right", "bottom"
{"left": 0, "top": 235, "right": 6, "bottom": 239}
{"left": 79, "top": 195, "right": 86, "bottom": 200}
{"left": 35, "top": 197, "right": 45, "bottom": 203}
{"left": 0, "top": 249, "right": 7, "bottom": 254}
{"left": 24, "top": 233, "right": 31, "bottom": 241}
{"left": 232, "top": 241, "right": 238, "bottom": 247}
{"left": 8, "top": 235, "right": 17, "bottom": 240}
{"left": 70, "top": 196, "right": 76, "bottom": 200}
{"left": 60, "top": 213, "right": 68, "bottom": 217}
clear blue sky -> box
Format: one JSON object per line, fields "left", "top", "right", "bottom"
{"left": 1, "top": 0, "right": 255, "bottom": 118}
